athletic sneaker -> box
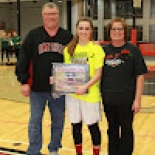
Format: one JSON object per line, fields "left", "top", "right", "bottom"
{"left": 50, "top": 151, "right": 58, "bottom": 155}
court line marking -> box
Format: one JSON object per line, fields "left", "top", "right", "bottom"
{"left": 0, "top": 139, "right": 107, "bottom": 155}
{"left": 0, "top": 150, "right": 24, "bottom": 155}
{"left": 0, "top": 119, "right": 155, "bottom": 139}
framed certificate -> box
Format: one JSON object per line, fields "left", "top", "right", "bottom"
{"left": 52, "top": 63, "right": 89, "bottom": 94}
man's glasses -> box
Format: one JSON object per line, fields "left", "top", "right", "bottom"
{"left": 43, "top": 13, "right": 58, "bottom": 16}
{"left": 111, "top": 27, "right": 124, "bottom": 31}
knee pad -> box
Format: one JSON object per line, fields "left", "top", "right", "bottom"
{"left": 88, "top": 123, "right": 101, "bottom": 146}
{"left": 72, "top": 122, "right": 82, "bottom": 144}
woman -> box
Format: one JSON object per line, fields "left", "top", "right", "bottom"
{"left": 12, "top": 31, "right": 22, "bottom": 60}
{"left": 64, "top": 17, "right": 105, "bottom": 155}
{"left": 100, "top": 18, "right": 147, "bottom": 155}
{"left": 1, "top": 31, "right": 10, "bottom": 64}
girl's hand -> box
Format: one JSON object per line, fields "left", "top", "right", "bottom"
{"left": 75, "top": 85, "right": 88, "bottom": 95}
{"left": 49, "top": 76, "right": 54, "bottom": 84}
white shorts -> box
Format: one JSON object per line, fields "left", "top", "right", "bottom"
{"left": 65, "top": 95, "right": 102, "bottom": 125}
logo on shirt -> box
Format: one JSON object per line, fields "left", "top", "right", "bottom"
{"left": 38, "top": 42, "right": 64, "bottom": 54}
{"left": 72, "top": 52, "right": 88, "bottom": 64}
{"left": 105, "top": 49, "right": 131, "bottom": 67}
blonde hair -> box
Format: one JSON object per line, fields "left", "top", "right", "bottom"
{"left": 67, "top": 16, "right": 94, "bottom": 57}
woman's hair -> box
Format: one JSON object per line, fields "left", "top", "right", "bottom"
{"left": 67, "top": 16, "right": 94, "bottom": 57}
{"left": 107, "top": 17, "right": 128, "bottom": 41}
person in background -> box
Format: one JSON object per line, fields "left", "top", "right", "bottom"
{"left": 15, "top": 2, "right": 73, "bottom": 155}
{"left": 100, "top": 18, "right": 147, "bottom": 155}
{"left": 6, "top": 32, "right": 14, "bottom": 63}
{"left": 64, "top": 17, "right": 105, "bottom": 155}
{"left": 12, "top": 31, "right": 22, "bottom": 60}
{"left": 1, "top": 31, "right": 9, "bottom": 64}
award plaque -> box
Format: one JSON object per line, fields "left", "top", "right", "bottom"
{"left": 52, "top": 63, "right": 89, "bottom": 94}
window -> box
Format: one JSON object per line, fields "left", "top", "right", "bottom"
{"left": 103, "top": 26, "right": 108, "bottom": 41}
{"left": 86, "top": 0, "right": 98, "bottom": 19}
{"left": 104, "top": 0, "right": 111, "bottom": 19}
{"left": 150, "top": 0, "right": 155, "bottom": 18}
{"left": 104, "top": 0, "right": 143, "bottom": 19}
{"left": 116, "top": 1, "right": 133, "bottom": 18}
{"left": 93, "top": 27, "right": 98, "bottom": 40}
{"left": 149, "top": 25, "right": 155, "bottom": 42}
{"left": 116, "top": 0, "right": 143, "bottom": 19}
{"left": 93, "top": 0, "right": 98, "bottom": 19}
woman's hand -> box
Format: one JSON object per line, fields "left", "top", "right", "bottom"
{"left": 132, "top": 99, "right": 141, "bottom": 114}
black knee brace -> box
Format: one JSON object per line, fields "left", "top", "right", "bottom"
{"left": 88, "top": 123, "right": 101, "bottom": 146}
{"left": 72, "top": 122, "right": 82, "bottom": 145}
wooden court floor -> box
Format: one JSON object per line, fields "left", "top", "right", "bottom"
{"left": 0, "top": 65, "right": 155, "bottom": 155}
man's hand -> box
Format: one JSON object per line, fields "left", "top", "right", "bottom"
{"left": 21, "top": 84, "right": 31, "bottom": 97}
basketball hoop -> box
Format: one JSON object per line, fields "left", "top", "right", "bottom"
{"left": 133, "top": 0, "right": 142, "bottom": 8}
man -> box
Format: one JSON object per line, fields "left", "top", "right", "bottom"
{"left": 15, "top": 2, "right": 73, "bottom": 155}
